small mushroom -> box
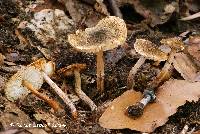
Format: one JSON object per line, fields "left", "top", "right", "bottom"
{"left": 68, "top": 16, "right": 127, "bottom": 92}
{"left": 5, "top": 59, "right": 60, "bottom": 111}
{"left": 126, "top": 37, "right": 185, "bottom": 118}
{"left": 127, "top": 39, "right": 168, "bottom": 89}
{"left": 5, "top": 58, "right": 76, "bottom": 117}
{"left": 58, "top": 63, "right": 97, "bottom": 111}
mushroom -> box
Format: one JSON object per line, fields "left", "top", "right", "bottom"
{"left": 58, "top": 63, "right": 97, "bottom": 111}
{"left": 5, "top": 59, "right": 60, "bottom": 111}
{"left": 5, "top": 58, "right": 77, "bottom": 117}
{"left": 68, "top": 16, "right": 127, "bottom": 92}
{"left": 126, "top": 37, "right": 185, "bottom": 118}
{"left": 127, "top": 39, "right": 168, "bottom": 89}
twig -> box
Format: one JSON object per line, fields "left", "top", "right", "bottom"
{"left": 107, "top": 0, "right": 123, "bottom": 18}
{"left": 41, "top": 72, "right": 77, "bottom": 118}
{"left": 180, "top": 12, "right": 200, "bottom": 21}
{"left": 179, "top": 125, "right": 189, "bottom": 134}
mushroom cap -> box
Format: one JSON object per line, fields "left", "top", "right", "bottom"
{"left": 5, "top": 58, "right": 55, "bottom": 101}
{"left": 68, "top": 16, "right": 127, "bottom": 53}
{"left": 160, "top": 37, "right": 185, "bottom": 51}
{"left": 29, "top": 58, "right": 55, "bottom": 76}
{"left": 58, "top": 63, "right": 86, "bottom": 76}
{"left": 134, "top": 39, "right": 168, "bottom": 61}
{"left": 5, "top": 66, "right": 44, "bottom": 101}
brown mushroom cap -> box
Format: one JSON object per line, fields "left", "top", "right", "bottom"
{"left": 68, "top": 16, "right": 127, "bottom": 53}
{"left": 58, "top": 63, "right": 86, "bottom": 76}
{"left": 134, "top": 39, "right": 168, "bottom": 61}
{"left": 160, "top": 37, "right": 185, "bottom": 51}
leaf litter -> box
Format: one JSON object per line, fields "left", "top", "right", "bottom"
{"left": 99, "top": 79, "right": 200, "bottom": 132}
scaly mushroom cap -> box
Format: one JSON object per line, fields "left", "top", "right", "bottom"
{"left": 160, "top": 37, "right": 185, "bottom": 51}
{"left": 58, "top": 63, "right": 86, "bottom": 76}
{"left": 134, "top": 39, "right": 168, "bottom": 61}
{"left": 68, "top": 16, "right": 127, "bottom": 53}
{"left": 5, "top": 59, "right": 55, "bottom": 101}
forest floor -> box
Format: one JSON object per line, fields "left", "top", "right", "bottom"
{"left": 0, "top": 0, "right": 200, "bottom": 133}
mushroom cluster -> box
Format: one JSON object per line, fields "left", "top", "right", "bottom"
{"left": 127, "top": 37, "right": 186, "bottom": 118}
{"left": 68, "top": 16, "right": 127, "bottom": 92}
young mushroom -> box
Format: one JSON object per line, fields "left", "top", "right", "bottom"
{"left": 58, "top": 63, "right": 97, "bottom": 111}
{"left": 5, "top": 59, "right": 61, "bottom": 112}
{"left": 5, "top": 58, "right": 77, "bottom": 117}
{"left": 68, "top": 16, "right": 127, "bottom": 92}
{"left": 127, "top": 39, "right": 168, "bottom": 89}
{"left": 126, "top": 37, "right": 185, "bottom": 118}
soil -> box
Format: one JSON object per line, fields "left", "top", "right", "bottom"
{"left": 0, "top": 0, "right": 200, "bottom": 134}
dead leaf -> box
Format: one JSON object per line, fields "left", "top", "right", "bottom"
{"left": 99, "top": 79, "right": 200, "bottom": 132}
{"left": 187, "top": 36, "right": 200, "bottom": 63}
{"left": 27, "top": 128, "right": 48, "bottom": 134}
{"left": 0, "top": 53, "right": 5, "bottom": 65}
{"left": 24, "top": 9, "right": 74, "bottom": 45}
{"left": 0, "top": 102, "right": 31, "bottom": 129}
{"left": 173, "top": 53, "right": 199, "bottom": 82}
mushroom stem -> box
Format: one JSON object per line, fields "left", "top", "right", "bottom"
{"left": 41, "top": 72, "right": 77, "bottom": 118}
{"left": 96, "top": 50, "right": 104, "bottom": 92}
{"left": 127, "top": 94, "right": 151, "bottom": 118}
{"left": 127, "top": 56, "right": 146, "bottom": 89}
{"left": 74, "top": 70, "right": 97, "bottom": 111}
{"left": 126, "top": 51, "right": 176, "bottom": 118}
{"left": 22, "top": 80, "right": 61, "bottom": 112}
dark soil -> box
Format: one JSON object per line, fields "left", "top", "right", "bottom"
{"left": 0, "top": 0, "right": 200, "bottom": 134}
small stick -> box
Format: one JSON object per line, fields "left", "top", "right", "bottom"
{"left": 107, "top": 0, "right": 123, "bottom": 18}
{"left": 42, "top": 72, "right": 77, "bottom": 118}
{"left": 127, "top": 56, "right": 146, "bottom": 89}
{"left": 74, "top": 70, "right": 97, "bottom": 111}
{"left": 22, "top": 80, "right": 61, "bottom": 112}
{"left": 180, "top": 125, "right": 189, "bottom": 134}
{"left": 180, "top": 12, "right": 200, "bottom": 21}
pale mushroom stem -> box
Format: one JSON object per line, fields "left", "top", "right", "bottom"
{"left": 127, "top": 51, "right": 176, "bottom": 118}
{"left": 127, "top": 56, "right": 146, "bottom": 89}
{"left": 74, "top": 70, "right": 97, "bottom": 111}
{"left": 41, "top": 72, "right": 77, "bottom": 118}
{"left": 96, "top": 50, "right": 104, "bottom": 92}
{"left": 22, "top": 80, "right": 61, "bottom": 112}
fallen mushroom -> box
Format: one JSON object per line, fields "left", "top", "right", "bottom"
{"left": 127, "top": 39, "right": 168, "bottom": 89}
{"left": 127, "top": 37, "right": 185, "bottom": 118}
{"left": 58, "top": 63, "right": 97, "bottom": 111}
{"left": 5, "top": 59, "right": 50, "bottom": 101}
{"left": 68, "top": 16, "right": 127, "bottom": 92}
{"left": 5, "top": 58, "right": 77, "bottom": 117}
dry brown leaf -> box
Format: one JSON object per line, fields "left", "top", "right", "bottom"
{"left": 173, "top": 53, "right": 199, "bottom": 82}
{"left": 99, "top": 79, "right": 200, "bottom": 132}
{"left": 0, "top": 102, "right": 31, "bottom": 129}
{"left": 0, "top": 53, "right": 5, "bottom": 65}
{"left": 187, "top": 36, "right": 200, "bottom": 63}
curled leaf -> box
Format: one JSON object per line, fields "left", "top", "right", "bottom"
{"left": 99, "top": 80, "right": 200, "bottom": 132}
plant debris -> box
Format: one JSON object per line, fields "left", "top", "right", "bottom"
{"left": 99, "top": 80, "right": 200, "bottom": 132}
{"left": 0, "top": 0, "right": 200, "bottom": 133}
